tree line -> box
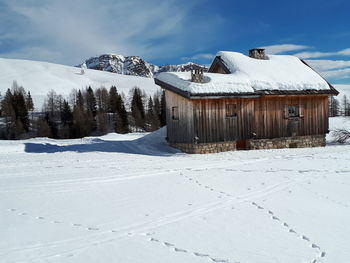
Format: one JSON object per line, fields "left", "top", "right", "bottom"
{"left": 0, "top": 81, "right": 166, "bottom": 139}
{"left": 329, "top": 95, "right": 350, "bottom": 117}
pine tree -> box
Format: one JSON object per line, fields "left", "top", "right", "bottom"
{"left": 86, "top": 86, "right": 97, "bottom": 117}
{"left": 108, "top": 86, "right": 119, "bottom": 113}
{"left": 76, "top": 90, "right": 84, "bottom": 110}
{"left": 131, "top": 87, "right": 145, "bottom": 130}
{"left": 160, "top": 90, "right": 166, "bottom": 127}
{"left": 25, "top": 91, "right": 34, "bottom": 112}
{"left": 115, "top": 94, "right": 129, "bottom": 133}
{"left": 61, "top": 100, "right": 73, "bottom": 125}
{"left": 146, "top": 96, "right": 160, "bottom": 131}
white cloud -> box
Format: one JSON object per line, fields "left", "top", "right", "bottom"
{"left": 294, "top": 48, "right": 350, "bottom": 59}
{"left": 260, "top": 44, "right": 310, "bottom": 54}
{"left": 321, "top": 68, "right": 350, "bottom": 80}
{"left": 181, "top": 53, "right": 215, "bottom": 62}
{"left": 306, "top": 60, "right": 350, "bottom": 71}
{"left": 0, "top": 0, "right": 224, "bottom": 65}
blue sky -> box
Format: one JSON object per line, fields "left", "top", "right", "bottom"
{"left": 0, "top": 0, "right": 350, "bottom": 83}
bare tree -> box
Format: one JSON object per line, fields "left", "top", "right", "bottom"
{"left": 332, "top": 129, "right": 350, "bottom": 143}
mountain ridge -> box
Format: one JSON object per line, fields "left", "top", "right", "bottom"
{"left": 79, "top": 54, "right": 208, "bottom": 78}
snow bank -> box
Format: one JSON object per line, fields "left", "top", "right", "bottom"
{"left": 0, "top": 58, "right": 160, "bottom": 110}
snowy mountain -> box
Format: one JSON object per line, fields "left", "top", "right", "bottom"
{"left": 0, "top": 58, "right": 160, "bottom": 110}
{"left": 80, "top": 54, "right": 208, "bottom": 78}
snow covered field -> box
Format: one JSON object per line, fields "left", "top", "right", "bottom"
{"left": 0, "top": 58, "right": 160, "bottom": 110}
{"left": 1, "top": 118, "right": 350, "bottom": 263}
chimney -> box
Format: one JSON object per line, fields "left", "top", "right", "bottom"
{"left": 249, "top": 48, "right": 267, "bottom": 60}
{"left": 191, "top": 68, "right": 204, "bottom": 83}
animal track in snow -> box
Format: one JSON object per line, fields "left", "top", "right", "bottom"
{"left": 87, "top": 227, "right": 99, "bottom": 231}
{"left": 163, "top": 242, "right": 175, "bottom": 247}
{"left": 174, "top": 247, "right": 187, "bottom": 253}
{"left": 193, "top": 252, "right": 209, "bottom": 257}
{"left": 251, "top": 202, "right": 326, "bottom": 262}
{"left": 210, "top": 257, "right": 229, "bottom": 262}
{"left": 301, "top": 235, "right": 310, "bottom": 241}
{"left": 148, "top": 236, "right": 233, "bottom": 262}
{"left": 311, "top": 243, "right": 320, "bottom": 249}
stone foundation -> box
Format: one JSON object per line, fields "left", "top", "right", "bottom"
{"left": 247, "top": 135, "right": 326, "bottom": 150}
{"left": 170, "top": 141, "right": 236, "bottom": 154}
{"left": 170, "top": 135, "right": 326, "bottom": 154}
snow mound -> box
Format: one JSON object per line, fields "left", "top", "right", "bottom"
{"left": 23, "top": 127, "right": 179, "bottom": 156}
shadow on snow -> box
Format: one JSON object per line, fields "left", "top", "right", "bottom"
{"left": 24, "top": 128, "right": 180, "bottom": 157}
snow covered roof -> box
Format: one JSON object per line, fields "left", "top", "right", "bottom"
{"left": 155, "top": 51, "right": 337, "bottom": 98}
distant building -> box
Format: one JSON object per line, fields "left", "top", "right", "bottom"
{"left": 154, "top": 49, "right": 339, "bottom": 153}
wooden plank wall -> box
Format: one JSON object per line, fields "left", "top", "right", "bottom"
{"left": 165, "top": 91, "right": 195, "bottom": 143}
{"left": 253, "top": 95, "right": 329, "bottom": 139}
{"left": 165, "top": 90, "right": 329, "bottom": 144}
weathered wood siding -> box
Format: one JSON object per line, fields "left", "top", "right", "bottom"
{"left": 192, "top": 98, "right": 254, "bottom": 143}
{"left": 165, "top": 90, "right": 329, "bottom": 144}
{"left": 253, "top": 95, "right": 329, "bottom": 139}
{"left": 165, "top": 90, "right": 195, "bottom": 143}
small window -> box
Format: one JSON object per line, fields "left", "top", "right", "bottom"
{"left": 288, "top": 105, "right": 299, "bottom": 117}
{"left": 172, "top": 106, "right": 179, "bottom": 120}
{"left": 226, "top": 104, "right": 237, "bottom": 118}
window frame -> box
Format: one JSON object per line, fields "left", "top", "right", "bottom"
{"left": 171, "top": 106, "right": 179, "bottom": 120}
{"left": 226, "top": 103, "right": 237, "bottom": 118}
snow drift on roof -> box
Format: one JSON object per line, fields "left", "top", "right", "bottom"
{"left": 156, "top": 72, "right": 254, "bottom": 95}
{"left": 155, "top": 51, "right": 331, "bottom": 95}
{"left": 217, "top": 51, "right": 330, "bottom": 91}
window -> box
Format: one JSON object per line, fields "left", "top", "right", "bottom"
{"left": 285, "top": 105, "right": 304, "bottom": 118}
{"left": 226, "top": 104, "right": 237, "bottom": 118}
{"left": 172, "top": 106, "right": 179, "bottom": 120}
{"left": 288, "top": 105, "right": 299, "bottom": 117}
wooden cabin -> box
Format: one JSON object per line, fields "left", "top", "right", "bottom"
{"left": 154, "top": 49, "right": 339, "bottom": 153}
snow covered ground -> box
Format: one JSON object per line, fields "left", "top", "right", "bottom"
{"left": 0, "top": 58, "right": 160, "bottom": 110}
{"left": 1, "top": 118, "right": 350, "bottom": 263}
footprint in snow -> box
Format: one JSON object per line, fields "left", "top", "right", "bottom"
{"left": 251, "top": 202, "right": 257, "bottom": 206}
{"left": 193, "top": 252, "right": 209, "bottom": 257}
{"left": 187, "top": 203, "right": 192, "bottom": 206}
{"left": 174, "top": 247, "right": 187, "bottom": 253}
{"left": 320, "top": 251, "right": 326, "bottom": 257}
{"left": 51, "top": 221, "right": 61, "bottom": 224}
{"left": 87, "top": 227, "right": 99, "bottom": 231}
{"left": 257, "top": 206, "right": 264, "bottom": 209}
{"left": 272, "top": 216, "right": 280, "bottom": 221}
{"left": 19, "top": 212, "right": 27, "bottom": 216}
{"left": 301, "top": 235, "right": 310, "bottom": 241}
{"left": 210, "top": 257, "right": 228, "bottom": 262}
{"left": 149, "top": 237, "right": 159, "bottom": 242}
{"left": 311, "top": 243, "right": 320, "bottom": 249}
{"left": 283, "top": 223, "right": 289, "bottom": 227}
{"left": 9, "top": 208, "right": 16, "bottom": 212}
{"left": 288, "top": 229, "right": 296, "bottom": 234}
{"left": 72, "top": 223, "right": 82, "bottom": 227}
{"left": 268, "top": 210, "right": 273, "bottom": 215}
{"left": 163, "top": 242, "right": 174, "bottom": 247}
{"left": 36, "top": 216, "right": 44, "bottom": 220}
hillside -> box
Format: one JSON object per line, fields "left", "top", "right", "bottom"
{"left": 0, "top": 58, "right": 160, "bottom": 110}
{"left": 0, "top": 117, "right": 349, "bottom": 263}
